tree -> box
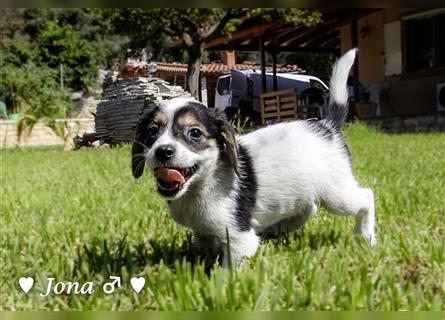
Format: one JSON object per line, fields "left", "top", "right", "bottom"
{"left": 0, "top": 8, "right": 128, "bottom": 142}
{"left": 37, "top": 21, "right": 103, "bottom": 91}
{"left": 280, "top": 52, "right": 335, "bottom": 83}
{"left": 107, "top": 9, "right": 322, "bottom": 99}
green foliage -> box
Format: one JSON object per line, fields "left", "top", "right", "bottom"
{"left": 249, "top": 8, "right": 322, "bottom": 27}
{"left": 1, "top": 9, "right": 128, "bottom": 101}
{"left": 0, "top": 8, "right": 128, "bottom": 139}
{"left": 0, "top": 59, "right": 71, "bottom": 139}
{"left": 1, "top": 124, "right": 444, "bottom": 310}
{"left": 0, "top": 59, "right": 70, "bottom": 115}
{"left": 106, "top": 9, "right": 323, "bottom": 98}
{"left": 108, "top": 8, "right": 322, "bottom": 48}
{"left": 280, "top": 52, "right": 335, "bottom": 83}
{"left": 22, "top": 8, "right": 127, "bottom": 66}
{"left": 37, "top": 21, "right": 100, "bottom": 91}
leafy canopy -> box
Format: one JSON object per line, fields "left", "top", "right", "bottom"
{"left": 108, "top": 8, "right": 322, "bottom": 47}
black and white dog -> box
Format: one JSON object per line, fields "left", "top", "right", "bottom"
{"left": 132, "top": 49, "right": 376, "bottom": 267}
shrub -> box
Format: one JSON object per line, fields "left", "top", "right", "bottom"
{"left": 0, "top": 59, "right": 71, "bottom": 139}
{"left": 37, "top": 21, "right": 100, "bottom": 91}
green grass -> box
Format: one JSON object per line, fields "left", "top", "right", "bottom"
{"left": 1, "top": 122, "right": 444, "bottom": 310}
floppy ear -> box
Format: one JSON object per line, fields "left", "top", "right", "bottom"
{"left": 132, "top": 122, "right": 147, "bottom": 179}
{"left": 132, "top": 144, "right": 145, "bottom": 179}
{"left": 215, "top": 111, "right": 239, "bottom": 175}
{"left": 132, "top": 104, "right": 157, "bottom": 178}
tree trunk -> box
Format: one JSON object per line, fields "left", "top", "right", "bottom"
{"left": 186, "top": 43, "right": 204, "bottom": 100}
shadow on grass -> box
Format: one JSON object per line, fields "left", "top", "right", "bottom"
{"left": 263, "top": 228, "right": 342, "bottom": 251}
{"left": 72, "top": 229, "right": 341, "bottom": 279}
{"left": 72, "top": 234, "right": 219, "bottom": 279}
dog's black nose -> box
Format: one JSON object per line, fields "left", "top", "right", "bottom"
{"left": 155, "top": 145, "right": 176, "bottom": 162}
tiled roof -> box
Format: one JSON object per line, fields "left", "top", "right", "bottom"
{"left": 155, "top": 61, "right": 304, "bottom": 76}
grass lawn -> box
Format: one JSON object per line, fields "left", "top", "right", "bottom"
{"left": 1, "top": 123, "right": 444, "bottom": 310}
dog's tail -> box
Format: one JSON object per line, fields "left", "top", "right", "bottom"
{"left": 326, "top": 48, "right": 357, "bottom": 128}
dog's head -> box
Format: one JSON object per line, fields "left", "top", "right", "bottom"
{"left": 132, "top": 98, "right": 238, "bottom": 200}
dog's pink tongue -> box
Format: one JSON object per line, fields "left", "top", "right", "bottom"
{"left": 154, "top": 168, "right": 185, "bottom": 184}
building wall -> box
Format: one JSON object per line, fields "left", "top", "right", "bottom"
{"left": 384, "top": 71, "right": 445, "bottom": 115}
{"left": 0, "top": 119, "right": 94, "bottom": 148}
{"left": 340, "top": 10, "right": 386, "bottom": 85}
{"left": 340, "top": 9, "right": 445, "bottom": 116}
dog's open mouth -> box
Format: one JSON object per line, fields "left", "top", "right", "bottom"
{"left": 154, "top": 165, "right": 198, "bottom": 196}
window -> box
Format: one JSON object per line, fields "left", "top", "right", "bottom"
{"left": 216, "top": 75, "right": 231, "bottom": 95}
{"left": 404, "top": 13, "right": 445, "bottom": 72}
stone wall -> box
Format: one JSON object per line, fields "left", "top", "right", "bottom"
{"left": 365, "top": 113, "right": 445, "bottom": 133}
{"left": 0, "top": 119, "right": 95, "bottom": 148}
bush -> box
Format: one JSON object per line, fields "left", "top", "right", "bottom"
{"left": 0, "top": 59, "right": 71, "bottom": 138}
{"left": 37, "top": 21, "right": 100, "bottom": 91}
{"left": 0, "top": 59, "right": 70, "bottom": 115}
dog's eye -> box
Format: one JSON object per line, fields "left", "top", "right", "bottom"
{"left": 148, "top": 125, "right": 159, "bottom": 136}
{"left": 189, "top": 128, "right": 202, "bottom": 139}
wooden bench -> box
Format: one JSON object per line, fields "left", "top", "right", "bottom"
{"left": 260, "top": 89, "right": 318, "bottom": 125}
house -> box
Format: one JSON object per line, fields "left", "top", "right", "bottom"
{"left": 339, "top": 8, "right": 445, "bottom": 117}
{"left": 205, "top": 9, "right": 445, "bottom": 120}
{"left": 153, "top": 51, "right": 304, "bottom": 108}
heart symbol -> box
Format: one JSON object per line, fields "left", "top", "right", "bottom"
{"left": 130, "top": 276, "right": 145, "bottom": 293}
{"left": 19, "top": 277, "right": 34, "bottom": 293}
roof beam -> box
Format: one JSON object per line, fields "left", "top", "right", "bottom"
{"left": 299, "top": 30, "right": 340, "bottom": 48}
{"left": 282, "top": 17, "right": 349, "bottom": 48}
{"left": 205, "top": 9, "right": 380, "bottom": 54}
{"left": 205, "top": 21, "right": 279, "bottom": 49}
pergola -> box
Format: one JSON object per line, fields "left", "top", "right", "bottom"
{"left": 205, "top": 9, "right": 379, "bottom": 100}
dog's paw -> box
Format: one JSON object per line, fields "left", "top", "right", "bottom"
{"left": 354, "top": 232, "right": 376, "bottom": 247}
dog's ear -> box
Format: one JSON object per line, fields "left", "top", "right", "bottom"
{"left": 214, "top": 110, "right": 239, "bottom": 175}
{"left": 132, "top": 121, "right": 147, "bottom": 179}
{"left": 132, "top": 104, "right": 157, "bottom": 178}
{"left": 132, "top": 142, "right": 145, "bottom": 179}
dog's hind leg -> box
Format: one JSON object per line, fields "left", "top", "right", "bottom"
{"left": 262, "top": 202, "right": 318, "bottom": 237}
{"left": 322, "top": 186, "right": 376, "bottom": 246}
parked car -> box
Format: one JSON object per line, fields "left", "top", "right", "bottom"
{"left": 215, "top": 69, "right": 330, "bottom": 119}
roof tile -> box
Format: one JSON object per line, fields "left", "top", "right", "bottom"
{"left": 155, "top": 61, "right": 304, "bottom": 76}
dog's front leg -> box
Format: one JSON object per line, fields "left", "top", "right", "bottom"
{"left": 193, "top": 233, "right": 222, "bottom": 258}
{"left": 221, "top": 228, "right": 260, "bottom": 268}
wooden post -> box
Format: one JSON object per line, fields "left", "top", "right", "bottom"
{"left": 272, "top": 45, "right": 278, "bottom": 92}
{"left": 259, "top": 34, "right": 267, "bottom": 94}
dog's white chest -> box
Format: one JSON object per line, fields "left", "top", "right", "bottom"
{"left": 169, "top": 197, "right": 234, "bottom": 237}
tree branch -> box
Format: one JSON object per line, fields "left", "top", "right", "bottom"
{"left": 162, "top": 25, "right": 177, "bottom": 36}
{"left": 181, "top": 15, "right": 199, "bottom": 33}
{"left": 201, "top": 9, "right": 246, "bottom": 42}
{"left": 181, "top": 32, "right": 194, "bottom": 47}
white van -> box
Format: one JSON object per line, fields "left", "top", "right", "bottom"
{"left": 215, "top": 69, "right": 329, "bottom": 118}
